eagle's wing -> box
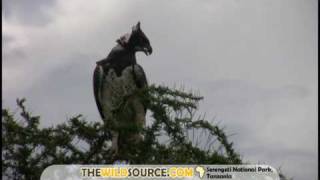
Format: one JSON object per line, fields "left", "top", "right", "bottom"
{"left": 133, "top": 64, "right": 148, "bottom": 89}
{"left": 93, "top": 64, "right": 105, "bottom": 119}
{"left": 133, "top": 64, "right": 148, "bottom": 113}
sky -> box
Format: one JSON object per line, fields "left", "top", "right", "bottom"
{"left": 2, "top": 0, "right": 318, "bottom": 179}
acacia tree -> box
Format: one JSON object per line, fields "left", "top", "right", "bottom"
{"left": 3, "top": 84, "right": 289, "bottom": 179}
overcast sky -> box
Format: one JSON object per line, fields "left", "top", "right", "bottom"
{"left": 2, "top": 0, "right": 318, "bottom": 179}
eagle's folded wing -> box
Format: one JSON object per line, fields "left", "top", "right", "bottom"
{"left": 133, "top": 64, "right": 148, "bottom": 89}
{"left": 93, "top": 64, "right": 105, "bottom": 119}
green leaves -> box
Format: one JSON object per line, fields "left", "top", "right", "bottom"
{"left": 2, "top": 85, "right": 241, "bottom": 179}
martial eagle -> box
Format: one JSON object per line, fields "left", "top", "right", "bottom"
{"left": 93, "top": 22, "right": 152, "bottom": 156}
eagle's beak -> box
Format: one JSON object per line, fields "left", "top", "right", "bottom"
{"left": 143, "top": 45, "right": 153, "bottom": 56}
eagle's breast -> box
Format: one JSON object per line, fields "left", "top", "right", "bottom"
{"left": 100, "top": 65, "right": 147, "bottom": 123}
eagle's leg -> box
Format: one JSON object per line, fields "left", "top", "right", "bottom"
{"left": 111, "top": 130, "right": 119, "bottom": 154}
{"left": 131, "top": 96, "right": 146, "bottom": 144}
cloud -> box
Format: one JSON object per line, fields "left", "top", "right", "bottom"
{"left": 2, "top": 0, "right": 57, "bottom": 26}
{"left": 13, "top": 53, "right": 99, "bottom": 127}
{"left": 2, "top": 0, "right": 133, "bottom": 100}
{"left": 198, "top": 79, "right": 317, "bottom": 180}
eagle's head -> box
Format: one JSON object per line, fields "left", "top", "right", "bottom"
{"left": 117, "top": 22, "right": 153, "bottom": 56}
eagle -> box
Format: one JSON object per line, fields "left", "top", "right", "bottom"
{"left": 93, "top": 22, "right": 152, "bottom": 157}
